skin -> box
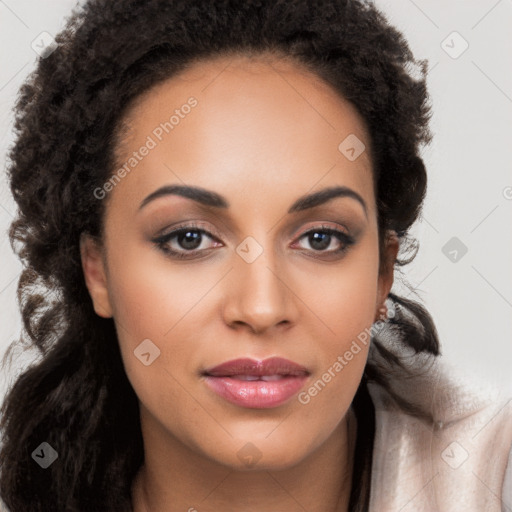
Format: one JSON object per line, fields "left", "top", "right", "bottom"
{"left": 80, "top": 54, "right": 399, "bottom": 512}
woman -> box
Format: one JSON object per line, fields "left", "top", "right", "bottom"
{"left": 0, "top": 0, "right": 510, "bottom": 510}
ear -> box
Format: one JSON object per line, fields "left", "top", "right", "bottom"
{"left": 79, "top": 232, "right": 113, "bottom": 318}
{"left": 375, "top": 230, "right": 399, "bottom": 318}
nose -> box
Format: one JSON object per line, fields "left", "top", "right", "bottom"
{"left": 221, "top": 243, "right": 299, "bottom": 335}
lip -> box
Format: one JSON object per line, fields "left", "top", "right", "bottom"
{"left": 202, "top": 357, "right": 310, "bottom": 409}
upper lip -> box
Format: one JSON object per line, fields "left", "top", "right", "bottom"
{"left": 203, "top": 357, "right": 310, "bottom": 377}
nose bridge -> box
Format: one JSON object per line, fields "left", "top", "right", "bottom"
{"left": 223, "top": 234, "right": 295, "bottom": 333}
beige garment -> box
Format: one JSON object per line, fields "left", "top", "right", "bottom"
{"left": 367, "top": 341, "right": 512, "bottom": 512}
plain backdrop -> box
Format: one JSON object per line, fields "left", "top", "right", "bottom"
{"left": 1, "top": 0, "right": 511, "bottom": 402}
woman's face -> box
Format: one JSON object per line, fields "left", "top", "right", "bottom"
{"left": 81, "top": 55, "right": 397, "bottom": 471}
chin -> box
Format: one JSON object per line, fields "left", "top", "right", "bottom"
{"left": 201, "top": 435, "right": 314, "bottom": 472}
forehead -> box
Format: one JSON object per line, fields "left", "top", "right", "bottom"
{"left": 111, "top": 54, "right": 375, "bottom": 214}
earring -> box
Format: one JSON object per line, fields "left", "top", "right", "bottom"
{"left": 376, "top": 304, "right": 388, "bottom": 322}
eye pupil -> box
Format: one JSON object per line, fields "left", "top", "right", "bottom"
{"left": 178, "top": 230, "right": 202, "bottom": 250}
{"left": 309, "top": 232, "right": 330, "bottom": 250}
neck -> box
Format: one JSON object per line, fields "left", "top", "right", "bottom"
{"left": 132, "top": 407, "right": 357, "bottom": 512}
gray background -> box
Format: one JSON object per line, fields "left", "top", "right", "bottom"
{"left": 1, "top": 0, "right": 511, "bottom": 401}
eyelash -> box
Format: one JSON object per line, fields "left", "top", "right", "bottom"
{"left": 152, "top": 222, "right": 356, "bottom": 260}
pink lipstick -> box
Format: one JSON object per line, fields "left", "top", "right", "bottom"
{"left": 202, "top": 357, "right": 310, "bottom": 409}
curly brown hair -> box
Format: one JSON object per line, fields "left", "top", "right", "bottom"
{"left": 0, "top": 1, "right": 439, "bottom": 511}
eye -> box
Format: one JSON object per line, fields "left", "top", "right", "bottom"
{"left": 152, "top": 223, "right": 356, "bottom": 261}
{"left": 152, "top": 223, "right": 222, "bottom": 259}
{"left": 292, "top": 225, "right": 355, "bottom": 257}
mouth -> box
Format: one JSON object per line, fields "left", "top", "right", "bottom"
{"left": 202, "top": 357, "right": 310, "bottom": 409}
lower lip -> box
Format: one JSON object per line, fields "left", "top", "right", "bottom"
{"left": 203, "top": 375, "right": 308, "bottom": 409}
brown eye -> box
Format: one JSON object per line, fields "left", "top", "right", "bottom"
{"left": 294, "top": 227, "right": 355, "bottom": 255}
{"left": 295, "top": 226, "right": 355, "bottom": 258}
{"left": 175, "top": 230, "right": 203, "bottom": 250}
{"left": 153, "top": 224, "right": 223, "bottom": 259}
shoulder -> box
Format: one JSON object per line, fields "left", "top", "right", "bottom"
{"left": 367, "top": 342, "right": 512, "bottom": 511}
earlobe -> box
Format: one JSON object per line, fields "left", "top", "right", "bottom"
{"left": 79, "top": 233, "right": 113, "bottom": 318}
{"left": 375, "top": 231, "right": 399, "bottom": 321}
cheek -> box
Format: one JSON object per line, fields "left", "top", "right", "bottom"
{"left": 294, "top": 268, "right": 375, "bottom": 408}
{"left": 294, "top": 237, "right": 381, "bottom": 351}
{"left": 308, "top": 261, "right": 378, "bottom": 333}
{"left": 103, "top": 241, "right": 217, "bottom": 394}
{"left": 291, "top": 239, "right": 379, "bottom": 414}
{"left": 106, "top": 234, "right": 223, "bottom": 337}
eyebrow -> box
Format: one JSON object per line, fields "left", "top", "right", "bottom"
{"left": 139, "top": 184, "right": 367, "bottom": 217}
